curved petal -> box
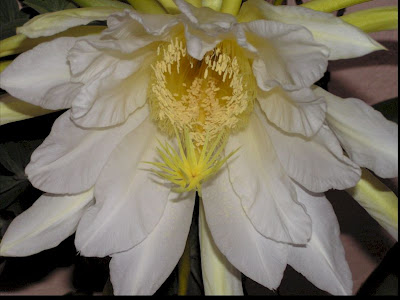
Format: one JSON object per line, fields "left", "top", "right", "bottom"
{"left": 101, "top": 9, "right": 178, "bottom": 53}
{"left": 226, "top": 113, "right": 311, "bottom": 244}
{"left": 66, "top": 39, "right": 154, "bottom": 127}
{"left": 175, "top": 0, "right": 238, "bottom": 60}
{"left": 41, "top": 83, "right": 83, "bottom": 110}
{"left": 202, "top": 166, "right": 288, "bottom": 290}
{"left": 17, "top": 7, "right": 124, "bottom": 38}
{"left": 314, "top": 87, "right": 398, "bottom": 178}
{"left": 109, "top": 191, "right": 195, "bottom": 295}
{"left": 241, "top": 20, "right": 329, "bottom": 91}
{"left": 288, "top": 183, "right": 353, "bottom": 295}
{"left": 257, "top": 87, "right": 326, "bottom": 137}
{"left": 0, "top": 37, "right": 79, "bottom": 109}
{"left": 256, "top": 107, "right": 361, "bottom": 193}
{"left": 25, "top": 105, "right": 149, "bottom": 194}
{"left": 241, "top": 0, "right": 384, "bottom": 60}
{"left": 0, "top": 189, "right": 94, "bottom": 257}
{"left": 75, "top": 119, "right": 171, "bottom": 256}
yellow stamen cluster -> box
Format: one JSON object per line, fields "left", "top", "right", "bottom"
{"left": 149, "top": 36, "right": 256, "bottom": 147}
{"left": 147, "top": 34, "right": 255, "bottom": 192}
{"left": 146, "top": 128, "right": 239, "bottom": 195}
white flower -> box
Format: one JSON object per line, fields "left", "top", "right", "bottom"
{"left": 0, "top": 0, "right": 397, "bottom": 295}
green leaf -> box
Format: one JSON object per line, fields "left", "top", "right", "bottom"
{"left": 0, "top": 0, "right": 30, "bottom": 39}
{"left": 23, "top": 0, "right": 77, "bottom": 14}
{"left": 0, "top": 140, "right": 43, "bottom": 210}
{"left": 373, "top": 97, "right": 398, "bottom": 124}
{"left": 0, "top": 175, "right": 22, "bottom": 193}
{"left": 0, "top": 180, "right": 30, "bottom": 210}
{"left": 0, "top": 140, "right": 42, "bottom": 175}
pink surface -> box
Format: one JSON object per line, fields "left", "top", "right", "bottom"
{"left": 329, "top": 0, "right": 398, "bottom": 104}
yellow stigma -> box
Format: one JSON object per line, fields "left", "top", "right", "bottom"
{"left": 146, "top": 128, "right": 239, "bottom": 195}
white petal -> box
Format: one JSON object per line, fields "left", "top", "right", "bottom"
{"left": 109, "top": 191, "right": 195, "bottom": 295}
{"left": 199, "top": 200, "right": 243, "bottom": 295}
{"left": 75, "top": 119, "right": 170, "bottom": 256}
{"left": 202, "top": 166, "right": 288, "bottom": 290}
{"left": 25, "top": 105, "right": 149, "bottom": 194}
{"left": 226, "top": 113, "right": 311, "bottom": 244}
{"left": 242, "top": 0, "right": 384, "bottom": 60}
{"left": 67, "top": 39, "right": 154, "bottom": 127}
{"left": 313, "top": 87, "right": 398, "bottom": 178}
{"left": 17, "top": 7, "right": 123, "bottom": 38}
{"left": 288, "top": 184, "right": 353, "bottom": 295}
{"left": 256, "top": 106, "right": 361, "bottom": 193}
{"left": 101, "top": 10, "right": 178, "bottom": 53}
{"left": 0, "top": 189, "right": 94, "bottom": 257}
{"left": 257, "top": 87, "right": 326, "bottom": 137}
{"left": 241, "top": 20, "right": 329, "bottom": 91}
{"left": 0, "top": 37, "right": 78, "bottom": 109}
{"left": 176, "top": 0, "right": 237, "bottom": 60}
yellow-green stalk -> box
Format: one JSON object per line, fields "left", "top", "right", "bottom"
{"left": 301, "top": 0, "right": 371, "bottom": 13}
{"left": 341, "top": 6, "right": 398, "bottom": 33}
{"left": 202, "top": 0, "right": 223, "bottom": 11}
{"left": 126, "top": 0, "right": 166, "bottom": 14}
{"left": 346, "top": 169, "right": 398, "bottom": 240}
{"left": 221, "top": 0, "right": 242, "bottom": 16}
{"left": 0, "top": 26, "right": 105, "bottom": 58}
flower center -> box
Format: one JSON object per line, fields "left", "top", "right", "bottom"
{"left": 147, "top": 35, "right": 255, "bottom": 193}
{"left": 149, "top": 36, "right": 256, "bottom": 148}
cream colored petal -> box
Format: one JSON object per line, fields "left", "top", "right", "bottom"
{"left": 256, "top": 106, "right": 361, "bottom": 193}
{"left": 102, "top": 9, "right": 178, "bottom": 52}
{"left": 242, "top": 20, "right": 329, "bottom": 91}
{"left": 226, "top": 113, "right": 311, "bottom": 244}
{"left": 199, "top": 200, "right": 243, "bottom": 295}
{"left": 288, "top": 183, "right": 353, "bottom": 295}
{"left": 0, "top": 189, "right": 94, "bottom": 257}
{"left": 66, "top": 39, "right": 154, "bottom": 127}
{"left": 314, "top": 86, "right": 398, "bottom": 179}
{"left": 243, "top": 0, "right": 384, "bottom": 60}
{"left": 75, "top": 119, "right": 171, "bottom": 256}
{"left": 0, "top": 37, "right": 79, "bottom": 109}
{"left": 17, "top": 7, "right": 125, "bottom": 38}
{"left": 25, "top": 105, "right": 149, "bottom": 194}
{"left": 176, "top": 0, "right": 238, "bottom": 60}
{"left": 202, "top": 166, "right": 288, "bottom": 290}
{"left": 109, "top": 191, "right": 195, "bottom": 295}
{"left": 0, "top": 94, "right": 54, "bottom": 126}
{"left": 0, "top": 26, "right": 104, "bottom": 59}
{"left": 257, "top": 87, "right": 326, "bottom": 137}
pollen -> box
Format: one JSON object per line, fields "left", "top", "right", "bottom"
{"left": 149, "top": 36, "right": 256, "bottom": 148}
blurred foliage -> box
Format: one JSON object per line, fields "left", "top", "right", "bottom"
{"left": 22, "top": 0, "right": 77, "bottom": 13}
{"left": 373, "top": 97, "right": 398, "bottom": 124}
{"left": 0, "top": 0, "right": 30, "bottom": 40}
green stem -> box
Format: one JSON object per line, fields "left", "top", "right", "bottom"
{"left": 126, "top": 0, "right": 166, "bottom": 14}
{"left": 72, "top": 0, "right": 131, "bottom": 9}
{"left": 301, "top": 0, "right": 372, "bottom": 13}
